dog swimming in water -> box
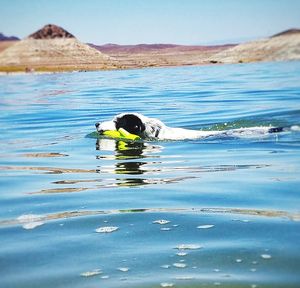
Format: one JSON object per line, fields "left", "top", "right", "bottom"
{"left": 95, "top": 112, "right": 284, "bottom": 141}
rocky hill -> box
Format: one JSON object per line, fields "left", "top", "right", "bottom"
{"left": 210, "top": 29, "right": 300, "bottom": 64}
{"left": 0, "top": 24, "right": 119, "bottom": 72}
{"left": 271, "top": 28, "right": 300, "bottom": 38}
{"left": 28, "top": 24, "right": 74, "bottom": 39}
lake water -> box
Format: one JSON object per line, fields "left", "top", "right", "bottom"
{"left": 0, "top": 62, "right": 300, "bottom": 288}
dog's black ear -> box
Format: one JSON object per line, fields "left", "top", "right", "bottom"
{"left": 115, "top": 114, "right": 145, "bottom": 135}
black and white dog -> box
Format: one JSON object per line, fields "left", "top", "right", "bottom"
{"left": 95, "top": 112, "right": 283, "bottom": 141}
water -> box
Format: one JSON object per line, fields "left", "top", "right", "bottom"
{"left": 0, "top": 61, "right": 300, "bottom": 288}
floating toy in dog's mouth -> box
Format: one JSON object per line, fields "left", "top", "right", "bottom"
{"left": 102, "top": 128, "right": 141, "bottom": 141}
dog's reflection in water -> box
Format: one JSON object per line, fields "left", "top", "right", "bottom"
{"left": 96, "top": 138, "right": 164, "bottom": 186}
{"left": 96, "top": 138, "right": 162, "bottom": 158}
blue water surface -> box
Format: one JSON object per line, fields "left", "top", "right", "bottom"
{"left": 0, "top": 61, "right": 300, "bottom": 288}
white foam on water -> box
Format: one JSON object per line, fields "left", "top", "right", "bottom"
{"left": 175, "top": 244, "right": 202, "bottom": 250}
{"left": 153, "top": 219, "right": 170, "bottom": 225}
{"left": 118, "top": 267, "right": 130, "bottom": 272}
{"left": 197, "top": 224, "right": 214, "bottom": 229}
{"left": 17, "top": 214, "right": 45, "bottom": 230}
{"left": 261, "top": 254, "right": 272, "bottom": 259}
{"left": 291, "top": 125, "right": 300, "bottom": 131}
{"left": 160, "top": 227, "right": 172, "bottom": 231}
{"left": 175, "top": 276, "right": 194, "bottom": 280}
{"left": 17, "top": 214, "right": 43, "bottom": 222}
{"left": 101, "top": 275, "right": 109, "bottom": 279}
{"left": 173, "top": 263, "right": 187, "bottom": 268}
{"left": 22, "top": 221, "right": 44, "bottom": 230}
{"left": 160, "top": 283, "right": 174, "bottom": 287}
{"left": 80, "top": 269, "right": 102, "bottom": 277}
{"left": 95, "top": 226, "right": 119, "bottom": 233}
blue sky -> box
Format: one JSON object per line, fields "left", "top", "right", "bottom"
{"left": 1, "top": 0, "right": 300, "bottom": 45}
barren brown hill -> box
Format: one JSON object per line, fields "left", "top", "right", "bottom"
{"left": 271, "top": 28, "right": 300, "bottom": 38}
{"left": 28, "top": 24, "right": 75, "bottom": 39}
{"left": 0, "top": 24, "right": 119, "bottom": 72}
{"left": 210, "top": 30, "right": 300, "bottom": 64}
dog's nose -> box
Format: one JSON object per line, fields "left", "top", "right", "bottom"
{"left": 95, "top": 123, "right": 104, "bottom": 134}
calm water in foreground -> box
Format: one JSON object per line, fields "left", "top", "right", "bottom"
{"left": 0, "top": 62, "right": 300, "bottom": 288}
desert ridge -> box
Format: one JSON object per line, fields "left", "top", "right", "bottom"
{"left": 88, "top": 29, "right": 300, "bottom": 67}
{"left": 0, "top": 24, "right": 120, "bottom": 72}
{"left": 209, "top": 29, "right": 300, "bottom": 64}
{"left": 90, "top": 43, "right": 235, "bottom": 68}
{"left": 0, "top": 24, "right": 300, "bottom": 73}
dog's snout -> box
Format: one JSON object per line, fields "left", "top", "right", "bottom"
{"left": 95, "top": 122, "right": 104, "bottom": 134}
{"left": 95, "top": 119, "right": 116, "bottom": 134}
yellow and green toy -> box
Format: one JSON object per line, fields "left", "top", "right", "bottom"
{"left": 102, "top": 128, "right": 141, "bottom": 141}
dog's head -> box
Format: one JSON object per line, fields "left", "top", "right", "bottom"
{"left": 95, "top": 113, "right": 146, "bottom": 137}
{"left": 96, "top": 113, "right": 165, "bottom": 140}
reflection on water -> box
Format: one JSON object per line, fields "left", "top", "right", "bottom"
{"left": 29, "top": 187, "right": 89, "bottom": 194}
{"left": 1, "top": 206, "right": 299, "bottom": 228}
{"left": 96, "top": 138, "right": 172, "bottom": 187}
{"left": 22, "top": 152, "right": 69, "bottom": 158}
{"left": 0, "top": 165, "right": 95, "bottom": 174}
{"left": 96, "top": 138, "right": 163, "bottom": 158}
{"left": 96, "top": 138, "right": 162, "bottom": 175}
{"left": 0, "top": 136, "right": 271, "bottom": 193}
{"left": 94, "top": 138, "right": 270, "bottom": 188}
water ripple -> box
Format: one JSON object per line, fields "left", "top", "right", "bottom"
{"left": 1, "top": 206, "right": 299, "bottom": 228}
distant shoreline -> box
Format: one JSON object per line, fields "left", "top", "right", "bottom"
{"left": 0, "top": 62, "right": 219, "bottom": 75}
{"left": 1, "top": 27, "right": 299, "bottom": 74}
{"left": 0, "top": 40, "right": 233, "bottom": 74}
{"left": 1, "top": 59, "right": 300, "bottom": 76}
